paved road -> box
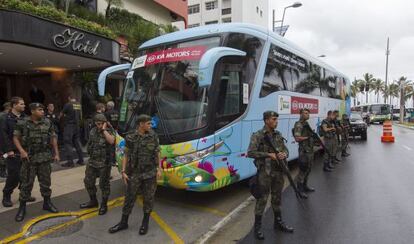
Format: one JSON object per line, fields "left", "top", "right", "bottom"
{"left": 241, "top": 124, "right": 414, "bottom": 244}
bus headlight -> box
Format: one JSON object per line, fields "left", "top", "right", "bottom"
{"left": 174, "top": 142, "right": 222, "bottom": 165}
{"left": 194, "top": 175, "right": 203, "bottom": 183}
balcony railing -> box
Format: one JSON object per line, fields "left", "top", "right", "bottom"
{"left": 222, "top": 8, "right": 231, "bottom": 15}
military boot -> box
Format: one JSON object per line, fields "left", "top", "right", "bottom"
{"left": 61, "top": 161, "right": 74, "bottom": 167}
{"left": 2, "top": 194, "right": 12, "bottom": 207}
{"left": 254, "top": 215, "right": 265, "bottom": 240}
{"left": 98, "top": 197, "right": 108, "bottom": 215}
{"left": 296, "top": 183, "right": 308, "bottom": 199}
{"left": 15, "top": 201, "right": 26, "bottom": 222}
{"left": 76, "top": 159, "right": 85, "bottom": 166}
{"left": 108, "top": 214, "right": 129, "bottom": 233}
{"left": 80, "top": 195, "right": 99, "bottom": 209}
{"left": 274, "top": 215, "right": 294, "bottom": 233}
{"left": 27, "top": 196, "right": 36, "bottom": 202}
{"left": 43, "top": 197, "right": 58, "bottom": 213}
{"left": 341, "top": 151, "right": 350, "bottom": 157}
{"left": 303, "top": 179, "right": 315, "bottom": 192}
{"left": 323, "top": 162, "right": 332, "bottom": 172}
{"left": 139, "top": 212, "right": 151, "bottom": 235}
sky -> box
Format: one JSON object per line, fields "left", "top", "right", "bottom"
{"left": 270, "top": 0, "right": 414, "bottom": 84}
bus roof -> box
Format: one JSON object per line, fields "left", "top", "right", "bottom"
{"left": 139, "top": 23, "right": 348, "bottom": 79}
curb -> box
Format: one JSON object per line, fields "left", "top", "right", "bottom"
{"left": 394, "top": 123, "right": 414, "bottom": 130}
{"left": 195, "top": 195, "right": 256, "bottom": 244}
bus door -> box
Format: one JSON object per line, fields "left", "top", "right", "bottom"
{"left": 211, "top": 57, "right": 252, "bottom": 180}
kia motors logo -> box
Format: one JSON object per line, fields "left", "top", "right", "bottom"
{"left": 147, "top": 55, "right": 156, "bottom": 63}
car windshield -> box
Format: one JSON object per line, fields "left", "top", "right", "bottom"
{"left": 350, "top": 113, "right": 363, "bottom": 120}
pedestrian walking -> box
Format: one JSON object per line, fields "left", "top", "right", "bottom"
{"left": 109, "top": 114, "right": 160, "bottom": 235}
{"left": 293, "top": 108, "right": 316, "bottom": 199}
{"left": 247, "top": 111, "right": 294, "bottom": 240}
{"left": 1, "top": 97, "right": 36, "bottom": 207}
{"left": 80, "top": 114, "right": 115, "bottom": 215}
{"left": 60, "top": 96, "right": 84, "bottom": 167}
{"left": 13, "top": 103, "right": 60, "bottom": 222}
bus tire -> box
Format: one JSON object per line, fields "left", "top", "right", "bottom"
{"left": 361, "top": 131, "right": 367, "bottom": 141}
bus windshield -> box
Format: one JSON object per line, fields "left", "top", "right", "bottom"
{"left": 119, "top": 37, "right": 221, "bottom": 136}
{"left": 370, "top": 104, "right": 390, "bottom": 115}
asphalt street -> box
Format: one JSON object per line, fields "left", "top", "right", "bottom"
{"left": 241, "top": 124, "right": 414, "bottom": 244}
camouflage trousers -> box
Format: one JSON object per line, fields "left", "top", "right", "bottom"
{"left": 341, "top": 133, "right": 349, "bottom": 153}
{"left": 255, "top": 167, "right": 284, "bottom": 216}
{"left": 19, "top": 160, "right": 52, "bottom": 202}
{"left": 122, "top": 175, "right": 157, "bottom": 215}
{"left": 297, "top": 149, "right": 314, "bottom": 184}
{"left": 84, "top": 164, "right": 111, "bottom": 199}
{"left": 323, "top": 137, "right": 337, "bottom": 163}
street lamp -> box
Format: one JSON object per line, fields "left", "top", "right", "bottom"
{"left": 280, "top": 2, "right": 302, "bottom": 35}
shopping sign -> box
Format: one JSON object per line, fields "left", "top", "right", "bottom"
{"left": 291, "top": 96, "right": 319, "bottom": 114}
{"left": 132, "top": 46, "right": 207, "bottom": 69}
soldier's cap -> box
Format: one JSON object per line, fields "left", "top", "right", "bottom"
{"left": 263, "top": 111, "right": 279, "bottom": 120}
{"left": 94, "top": 113, "right": 107, "bottom": 122}
{"left": 137, "top": 114, "right": 152, "bottom": 123}
{"left": 29, "top": 103, "right": 44, "bottom": 110}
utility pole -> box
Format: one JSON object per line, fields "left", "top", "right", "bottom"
{"left": 385, "top": 37, "right": 390, "bottom": 104}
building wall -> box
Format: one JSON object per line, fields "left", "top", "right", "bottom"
{"left": 188, "top": 0, "right": 269, "bottom": 29}
{"left": 97, "top": 0, "right": 173, "bottom": 25}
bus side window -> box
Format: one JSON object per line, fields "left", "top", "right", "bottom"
{"left": 260, "top": 45, "right": 287, "bottom": 97}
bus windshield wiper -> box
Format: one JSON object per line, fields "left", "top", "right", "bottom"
{"left": 153, "top": 95, "right": 175, "bottom": 143}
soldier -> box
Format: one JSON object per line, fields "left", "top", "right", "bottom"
{"left": 13, "top": 103, "right": 60, "bottom": 222}
{"left": 60, "top": 96, "right": 84, "bottom": 167}
{"left": 109, "top": 114, "right": 160, "bottom": 235}
{"left": 80, "top": 114, "right": 115, "bottom": 215}
{"left": 1, "top": 97, "right": 36, "bottom": 207}
{"left": 247, "top": 111, "right": 294, "bottom": 240}
{"left": 332, "top": 110, "right": 342, "bottom": 163}
{"left": 341, "top": 114, "right": 351, "bottom": 157}
{"left": 0, "top": 102, "right": 11, "bottom": 178}
{"left": 320, "top": 111, "right": 337, "bottom": 172}
{"left": 293, "top": 108, "right": 315, "bottom": 199}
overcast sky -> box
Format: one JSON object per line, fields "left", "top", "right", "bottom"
{"left": 270, "top": 0, "right": 414, "bottom": 85}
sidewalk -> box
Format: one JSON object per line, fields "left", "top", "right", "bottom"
{"left": 0, "top": 160, "right": 121, "bottom": 214}
{"left": 394, "top": 122, "right": 414, "bottom": 130}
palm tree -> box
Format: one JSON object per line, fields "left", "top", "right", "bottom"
{"left": 372, "top": 79, "right": 385, "bottom": 103}
{"left": 360, "top": 73, "right": 376, "bottom": 104}
{"left": 382, "top": 84, "right": 390, "bottom": 104}
{"left": 350, "top": 79, "right": 360, "bottom": 106}
{"left": 388, "top": 83, "right": 400, "bottom": 105}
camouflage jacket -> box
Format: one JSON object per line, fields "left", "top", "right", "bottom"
{"left": 87, "top": 127, "right": 115, "bottom": 168}
{"left": 320, "top": 119, "right": 336, "bottom": 138}
{"left": 125, "top": 130, "right": 160, "bottom": 180}
{"left": 341, "top": 119, "right": 351, "bottom": 134}
{"left": 293, "top": 120, "right": 314, "bottom": 153}
{"left": 247, "top": 127, "right": 289, "bottom": 173}
{"left": 14, "top": 117, "right": 56, "bottom": 163}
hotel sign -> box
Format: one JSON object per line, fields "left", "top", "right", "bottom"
{"left": 52, "top": 29, "right": 101, "bottom": 56}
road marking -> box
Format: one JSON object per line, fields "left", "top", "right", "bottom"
{"left": 403, "top": 145, "right": 413, "bottom": 151}
{"left": 158, "top": 198, "right": 227, "bottom": 217}
{"left": 137, "top": 197, "right": 184, "bottom": 244}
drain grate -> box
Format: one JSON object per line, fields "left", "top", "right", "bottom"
{"left": 25, "top": 216, "right": 83, "bottom": 239}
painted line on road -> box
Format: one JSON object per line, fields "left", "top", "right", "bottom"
{"left": 158, "top": 198, "right": 227, "bottom": 217}
{"left": 137, "top": 197, "right": 184, "bottom": 244}
{"left": 402, "top": 145, "right": 413, "bottom": 151}
{"left": 195, "top": 170, "right": 299, "bottom": 244}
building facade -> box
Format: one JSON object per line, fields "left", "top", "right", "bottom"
{"left": 187, "top": 0, "right": 269, "bottom": 28}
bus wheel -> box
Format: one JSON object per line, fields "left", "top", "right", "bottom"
{"left": 361, "top": 131, "right": 367, "bottom": 141}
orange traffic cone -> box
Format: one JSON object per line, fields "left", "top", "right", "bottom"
{"left": 381, "top": 120, "right": 395, "bottom": 142}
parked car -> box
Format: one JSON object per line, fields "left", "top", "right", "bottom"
{"left": 349, "top": 113, "right": 367, "bottom": 140}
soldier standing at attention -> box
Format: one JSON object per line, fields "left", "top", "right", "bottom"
{"left": 293, "top": 108, "right": 315, "bottom": 199}
{"left": 80, "top": 114, "right": 115, "bottom": 215}
{"left": 332, "top": 110, "right": 342, "bottom": 163}
{"left": 60, "top": 96, "right": 84, "bottom": 167}
{"left": 0, "top": 102, "right": 12, "bottom": 178}
{"left": 13, "top": 103, "right": 60, "bottom": 222}
{"left": 247, "top": 111, "right": 294, "bottom": 240}
{"left": 341, "top": 114, "right": 351, "bottom": 157}
{"left": 109, "top": 114, "right": 160, "bottom": 235}
{"left": 320, "top": 111, "right": 337, "bottom": 172}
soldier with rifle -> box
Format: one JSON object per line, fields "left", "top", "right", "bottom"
{"left": 332, "top": 110, "right": 342, "bottom": 163}
{"left": 341, "top": 114, "right": 351, "bottom": 157}
{"left": 247, "top": 111, "right": 296, "bottom": 240}
{"left": 320, "top": 111, "right": 337, "bottom": 172}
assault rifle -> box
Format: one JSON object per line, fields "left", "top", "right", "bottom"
{"left": 263, "top": 134, "right": 306, "bottom": 209}
{"left": 302, "top": 123, "right": 333, "bottom": 158}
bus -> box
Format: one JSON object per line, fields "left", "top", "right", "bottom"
{"left": 98, "top": 23, "right": 351, "bottom": 192}
{"left": 351, "top": 103, "right": 391, "bottom": 123}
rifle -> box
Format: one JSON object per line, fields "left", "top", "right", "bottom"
{"left": 303, "top": 123, "right": 333, "bottom": 158}
{"left": 263, "top": 134, "right": 306, "bottom": 209}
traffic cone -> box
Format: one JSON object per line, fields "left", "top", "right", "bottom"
{"left": 381, "top": 120, "right": 395, "bottom": 143}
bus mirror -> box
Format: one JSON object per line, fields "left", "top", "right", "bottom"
{"left": 97, "top": 63, "right": 131, "bottom": 96}
{"left": 198, "top": 47, "right": 246, "bottom": 87}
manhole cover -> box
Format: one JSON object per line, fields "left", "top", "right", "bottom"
{"left": 25, "top": 216, "right": 83, "bottom": 239}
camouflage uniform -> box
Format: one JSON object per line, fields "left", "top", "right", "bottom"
{"left": 84, "top": 127, "right": 115, "bottom": 199}
{"left": 122, "top": 130, "right": 160, "bottom": 215}
{"left": 321, "top": 119, "right": 336, "bottom": 164}
{"left": 293, "top": 120, "right": 315, "bottom": 185}
{"left": 341, "top": 118, "right": 351, "bottom": 154}
{"left": 0, "top": 111, "right": 7, "bottom": 171}
{"left": 14, "top": 117, "right": 56, "bottom": 202}
{"left": 248, "top": 126, "right": 289, "bottom": 217}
